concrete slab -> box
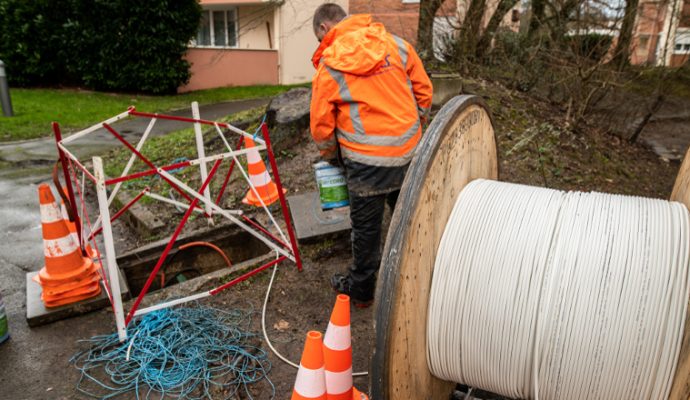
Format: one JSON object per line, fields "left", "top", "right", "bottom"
{"left": 287, "top": 192, "right": 351, "bottom": 242}
{"left": 26, "top": 269, "right": 130, "bottom": 327}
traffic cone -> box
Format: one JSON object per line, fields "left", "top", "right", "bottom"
{"left": 58, "top": 188, "right": 98, "bottom": 260}
{"left": 36, "top": 184, "right": 101, "bottom": 307}
{"left": 323, "top": 294, "right": 368, "bottom": 400}
{"left": 292, "top": 331, "right": 327, "bottom": 400}
{"left": 242, "top": 137, "right": 286, "bottom": 207}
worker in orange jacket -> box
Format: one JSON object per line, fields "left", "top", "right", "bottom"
{"left": 310, "top": 4, "right": 433, "bottom": 307}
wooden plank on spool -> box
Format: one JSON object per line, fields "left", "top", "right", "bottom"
{"left": 370, "top": 96, "right": 498, "bottom": 400}
{"left": 669, "top": 146, "right": 690, "bottom": 400}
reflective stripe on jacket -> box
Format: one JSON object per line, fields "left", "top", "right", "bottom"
{"left": 310, "top": 14, "right": 433, "bottom": 167}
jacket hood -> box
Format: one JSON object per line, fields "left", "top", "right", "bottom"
{"left": 311, "top": 14, "right": 389, "bottom": 75}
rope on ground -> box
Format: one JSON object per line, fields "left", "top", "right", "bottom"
{"left": 70, "top": 305, "right": 274, "bottom": 400}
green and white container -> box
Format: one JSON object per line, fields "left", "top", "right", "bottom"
{"left": 314, "top": 161, "right": 349, "bottom": 210}
{"left": 0, "top": 292, "right": 8, "bottom": 344}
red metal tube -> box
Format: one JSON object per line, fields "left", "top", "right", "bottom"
{"left": 215, "top": 135, "right": 244, "bottom": 206}
{"left": 125, "top": 159, "right": 222, "bottom": 325}
{"left": 129, "top": 110, "right": 232, "bottom": 130}
{"left": 209, "top": 256, "right": 287, "bottom": 296}
{"left": 88, "top": 188, "right": 148, "bottom": 241}
{"left": 53, "top": 123, "right": 85, "bottom": 255}
{"left": 104, "top": 160, "right": 192, "bottom": 186}
{"left": 261, "top": 123, "right": 303, "bottom": 271}
{"left": 102, "top": 123, "right": 194, "bottom": 204}
{"left": 241, "top": 215, "right": 290, "bottom": 249}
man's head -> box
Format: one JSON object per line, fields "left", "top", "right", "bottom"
{"left": 313, "top": 3, "right": 347, "bottom": 42}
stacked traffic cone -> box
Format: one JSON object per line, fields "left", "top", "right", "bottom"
{"left": 35, "top": 184, "right": 101, "bottom": 307}
{"left": 292, "top": 331, "right": 327, "bottom": 400}
{"left": 58, "top": 189, "right": 97, "bottom": 260}
{"left": 291, "top": 296, "right": 368, "bottom": 400}
{"left": 323, "top": 294, "right": 368, "bottom": 400}
{"left": 242, "top": 137, "right": 286, "bottom": 207}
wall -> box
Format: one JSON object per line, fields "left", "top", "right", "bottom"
{"left": 237, "top": 4, "right": 275, "bottom": 50}
{"left": 278, "top": 0, "right": 349, "bottom": 85}
{"left": 179, "top": 49, "right": 279, "bottom": 92}
{"left": 349, "top": 0, "right": 456, "bottom": 45}
{"left": 671, "top": 53, "right": 690, "bottom": 65}
{"left": 631, "top": 0, "right": 667, "bottom": 65}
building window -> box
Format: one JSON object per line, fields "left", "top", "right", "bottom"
{"left": 638, "top": 36, "right": 649, "bottom": 52}
{"left": 511, "top": 9, "right": 520, "bottom": 23}
{"left": 193, "top": 8, "right": 238, "bottom": 48}
{"left": 674, "top": 30, "right": 690, "bottom": 54}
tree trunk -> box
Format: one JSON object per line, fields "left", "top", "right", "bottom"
{"left": 417, "top": 0, "right": 445, "bottom": 63}
{"left": 528, "top": 0, "right": 546, "bottom": 39}
{"left": 476, "top": 0, "right": 520, "bottom": 59}
{"left": 612, "top": 0, "right": 640, "bottom": 68}
{"left": 458, "top": 0, "right": 488, "bottom": 65}
{"left": 629, "top": 93, "right": 665, "bottom": 143}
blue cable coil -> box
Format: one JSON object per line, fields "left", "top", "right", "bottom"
{"left": 70, "top": 305, "right": 274, "bottom": 399}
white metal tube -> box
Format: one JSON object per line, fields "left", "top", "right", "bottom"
{"left": 158, "top": 169, "right": 295, "bottom": 261}
{"left": 133, "top": 291, "right": 211, "bottom": 317}
{"left": 62, "top": 110, "right": 132, "bottom": 144}
{"left": 192, "top": 102, "right": 213, "bottom": 220}
{"left": 213, "top": 123, "right": 289, "bottom": 245}
{"left": 91, "top": 118, "right": 158, "bottom": 234}
{"left": 93, "top": 157, "right": 128, "bottom": 342}
{"left": 144, "top": 191, "right": 242, "bottom": 215}
{"left": 187, "top": 146, "right": 266, "bottom": 165}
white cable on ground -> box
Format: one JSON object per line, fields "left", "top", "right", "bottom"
{"left": 427, "top": 179, "right": 690, "bottom": 400}
{"left": 261, "top": 262, "right": 369, "bottom": 376}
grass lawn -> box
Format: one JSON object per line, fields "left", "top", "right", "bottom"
{"left": 0, "top": 85, "right": 299, "bottom": 142}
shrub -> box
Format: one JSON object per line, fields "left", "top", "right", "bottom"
{"left": 567, "top": 33, "right": 613, "bottom": 62}
{"left": 0, "top": 0, "right": 201, "bottom": 93}
{"left": 66, "top": 0, "right": 201, "bottom": 94}
{"left": 0, "top": 0, "right": 77, "bottom": 86}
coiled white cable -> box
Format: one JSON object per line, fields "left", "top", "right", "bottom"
{"left": 427, "top": 179, "right": 690, "bottom": 400}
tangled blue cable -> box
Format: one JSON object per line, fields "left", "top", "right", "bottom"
{"left": 70, "top": 305, "right": 274, "bottom": 400}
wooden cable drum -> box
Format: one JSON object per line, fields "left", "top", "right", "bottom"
{"left": 370, "top": 95, "right": 690, "bottom": 400}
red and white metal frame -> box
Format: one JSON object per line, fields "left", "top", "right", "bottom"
{"left": 54, "top": 104, "right": 302, "bottom": 342}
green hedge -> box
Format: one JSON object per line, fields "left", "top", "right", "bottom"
{"left": 0, "top": 0, "right": 76, "bottom": 86}
{"left": 0, "top": 0, "right": 201, "bottom": 94}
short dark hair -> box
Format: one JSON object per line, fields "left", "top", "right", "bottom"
{"left": 313, "top": 3, "right": 347, "bottom": 33}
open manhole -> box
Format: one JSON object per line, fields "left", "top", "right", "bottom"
{"left": 116, "top": 223, "right": 270, "bottom": 296}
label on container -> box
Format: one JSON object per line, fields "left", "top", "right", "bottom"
{"left": 314, "top": 162, "right": 349, "bottom": 210}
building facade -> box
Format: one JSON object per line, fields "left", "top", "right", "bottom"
{"left": 632, "top": 0, "right": 690, "bottom": 66}
{"left": 180, "top": 0, "right": 348, "bottom": 92}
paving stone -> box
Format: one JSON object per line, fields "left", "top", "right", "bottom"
{"left": 287, "top": 192, "right": 351, "bottom": 242}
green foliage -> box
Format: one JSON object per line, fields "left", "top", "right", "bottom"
{"left": 0, "top": 0, "right": 76, "bottom": 86}
{"left": 0, "top": 0, "right": 201, "bottom": 93}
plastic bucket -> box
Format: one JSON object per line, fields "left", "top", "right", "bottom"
{"left": 314, "top": 161, "right": 349, "bottom": 210}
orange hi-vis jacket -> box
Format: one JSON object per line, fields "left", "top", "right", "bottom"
{"left": 310, "top": 14, "right": 433, "bottom": 167}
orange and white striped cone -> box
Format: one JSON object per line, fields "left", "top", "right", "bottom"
{"left": 36, "top": 184, "right": 101, "bottom": 307}
{"left": 323, "top": 294, "right": 368, "bottom": 400}
{"left": 242, "top": 137, "right": 286, "bottom": 207}
{"left": 292, "top": 331, "right": 327, "bottom": 400}
{"left": 58, "top": 189, "right": 98, "bottom": 260}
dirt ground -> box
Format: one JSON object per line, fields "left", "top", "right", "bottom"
{"left": 5, "top": 77, "right": 687, "bottom": 399}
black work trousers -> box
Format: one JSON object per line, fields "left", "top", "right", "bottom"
{"left": 347, "top": 190, "right": 399, "bottom": 302}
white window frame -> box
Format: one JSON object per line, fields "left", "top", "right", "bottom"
{"left": 191, "top": 7, "right": 239, "bottom": 49}
{"left": 674, "top": 29, "right": 690, "bottom": 55}
{"left": 402, "top": 0, "right": 421, "bottom": 3}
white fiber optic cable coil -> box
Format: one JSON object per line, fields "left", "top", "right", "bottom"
{"left": 427, "top": 179, "right": 690, "bottom": 400}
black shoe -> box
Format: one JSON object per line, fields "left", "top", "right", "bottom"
{"left": 330, "top": 273, "right": 352, "bottom": 295}
{"left": 330, "top": 273, "right": 374, "bottom": 308}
